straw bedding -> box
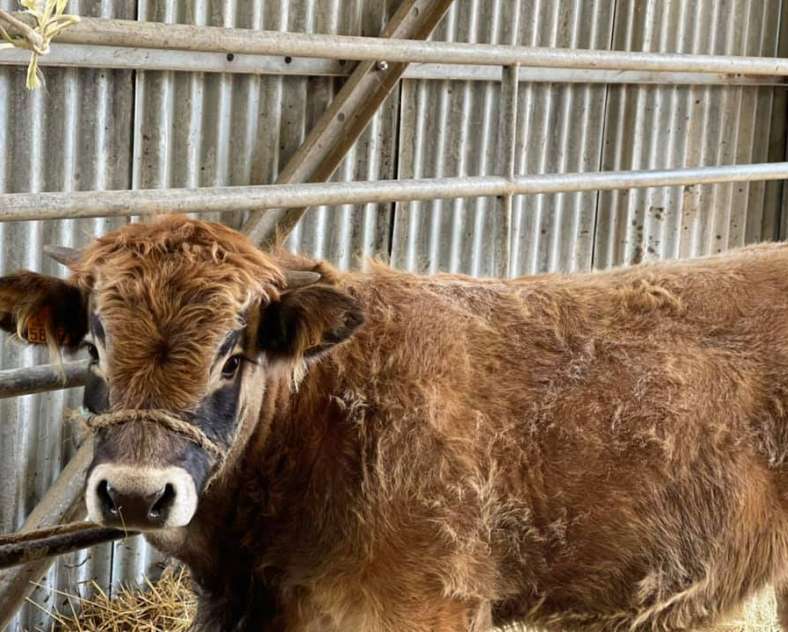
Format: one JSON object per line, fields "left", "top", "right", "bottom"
{"left": 34, "top": 567, "right": 195, "bottom": 632}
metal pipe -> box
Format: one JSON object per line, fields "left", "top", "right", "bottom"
{"left": 494, "top": 64, "right": 519, "bottom": 279}
{"left": 0, "top": 361, "right": 89, "bottom": 399}
{"left": 1, "top": 44, "right": 786, "bottom": 87}
{"left": 403, "top": 64, "right": 788, "bottom": 87}
{"left": 0, "top": 43, "right": 346, "bottom": 76}
{"left": 23, "top": 16, "right": 788, "bottom": 76}
{"left": 2, "top": 163, "right": 788, "bottom": 222}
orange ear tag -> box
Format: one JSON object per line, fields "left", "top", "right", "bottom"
{"left": 26, "top": 309, "right": 49, "bottom": 344}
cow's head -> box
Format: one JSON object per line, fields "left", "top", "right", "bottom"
{"left": 0, "top": 217, "right": 363, "bottom": 531}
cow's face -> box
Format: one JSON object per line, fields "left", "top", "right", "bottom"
{"left": 0, "top": 217, "right": 363, "bottom": 532}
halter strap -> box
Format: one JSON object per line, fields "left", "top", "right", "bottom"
{"left": 84, "top": 409, "right": 226, "bottom": 463}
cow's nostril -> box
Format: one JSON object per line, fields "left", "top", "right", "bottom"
{"left": 97, "top": 480, "right": 119, "bottom": 516}
{"left": 148, "top": 483, "right": 176, "bottom": 520}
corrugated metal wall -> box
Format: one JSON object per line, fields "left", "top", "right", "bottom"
{"left": 595, "top": 0, "right": 788, "bottom": 268}
{"left": 393, "top": 0, "right": 788, "bottom": 277}
{"left": 2, "top": 0, "right": 787, "bottom": 628}
{"left": 393, "top": 0, "right": 617, "bottom": 276}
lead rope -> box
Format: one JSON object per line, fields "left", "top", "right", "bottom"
{"left": 82, "top": 409, "right": 228, "bottom": 488}
{"left": 0, "top": 1, "right": 81, "bottom": 90}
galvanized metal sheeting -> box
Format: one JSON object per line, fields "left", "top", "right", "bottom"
{"left": 394, "top": 0, "right": 787, "bottom": 277}
{"left": 2, "top": 0, "right": 787, "bottom": 628}
{"left": 595, "top": 0, "right": 787, "bottom": 269}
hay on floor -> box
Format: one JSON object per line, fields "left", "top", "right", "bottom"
{"left": 42, "top": 567, "right": 196, "bottom": 631}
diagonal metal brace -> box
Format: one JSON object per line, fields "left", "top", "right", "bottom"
{"left": 242, "top": 0, "right": 455, "bottom": 246}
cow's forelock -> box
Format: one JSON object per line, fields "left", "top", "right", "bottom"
{"left": 72, "top": 217, "right": 283, "bottom": 411}
{"left": 96, "top": 284, "right": 245, "bottom": 411}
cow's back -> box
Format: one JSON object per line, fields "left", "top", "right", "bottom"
{"left": 319, "top": 244, "right": 788, "bottom": 631}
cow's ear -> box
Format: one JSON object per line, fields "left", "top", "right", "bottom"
{"left": 0, "top": 272, "right": 88, "bottom": 350}
{"left": 259, "top": 285, "right": 363, "bottom": 360}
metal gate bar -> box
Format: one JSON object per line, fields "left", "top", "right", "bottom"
{"left": 12, "top": 16, "right": 788, "bottom": 76}
{"left": 2, "top": 45, "right": 786, "bottom": 87}
{"left": 2, "top": 163, "right": 788, "bottom": 223}
{"left": 493, "top": 64, "right": 520, "bottom": 279}
{"left": 0, "top": 361, "right": 88, "bottom": 399}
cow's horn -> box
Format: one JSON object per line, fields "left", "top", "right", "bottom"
{"left": 44, "top": 245, "right": 82, "bottom": 267}
{"left": 284, "top": 270, "right": 321, "bottom": 288}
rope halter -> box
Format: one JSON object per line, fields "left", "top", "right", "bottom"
{"left": 84, "top": 409, "right": 227, "bottom": 465}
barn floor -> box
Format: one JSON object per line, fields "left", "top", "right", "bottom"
{"left": 44, "top": 573, "right": 781, "bottom": 632}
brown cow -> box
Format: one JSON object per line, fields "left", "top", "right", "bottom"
{"left": 2, "top": 215, "right": 788, "bottom": 631}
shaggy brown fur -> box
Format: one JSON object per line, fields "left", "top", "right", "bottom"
{"left": 3, "top": 215, "right": 788, "bottom": 632}
{"left": 70, "top": 219, "right": 284, "bottom": 410}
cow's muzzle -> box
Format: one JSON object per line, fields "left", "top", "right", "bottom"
{"left": 86, "top": 463, "right": 197, "bottom": 530}
{"left": 83, "top": 409, "right": 226, "bottom": 531}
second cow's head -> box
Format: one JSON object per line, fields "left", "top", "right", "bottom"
{"left": 0, "top": 216, "right": 363, "bottom": 531}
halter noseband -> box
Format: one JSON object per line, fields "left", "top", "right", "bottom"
{"left": 84, "top": 409, "right": 227, "bottom": 466}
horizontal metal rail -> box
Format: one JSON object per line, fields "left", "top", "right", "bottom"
{"left": 4, "top": 16, "right": 788, "bottom": 77}
{"left": 0, "top": 43, "right": 347, "bottom": 76}
{"left": 1, "top": 163, "right": 788, "bottom": 222}
{"left": 403, "top": 64, "right": 787, "bottom": 87}
{"left": 1, "top": 44, "right": 785, "bottom": 87}
{"left": 0, "top": 361, "right": 89, "bottom": 399}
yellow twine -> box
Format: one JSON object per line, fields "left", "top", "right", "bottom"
{"left": 0, "top": 0, "right": 80, "bottom": 90}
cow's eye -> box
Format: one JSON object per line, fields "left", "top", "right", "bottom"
{"left": 222, "top": 355, "right": 242, "bottom": 379}
{"left": 83, "top": 342, "right": 99, "bottom": 363}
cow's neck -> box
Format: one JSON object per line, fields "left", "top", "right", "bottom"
{"left": 247, "top": 359, "right": 361, "bottom": 550}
